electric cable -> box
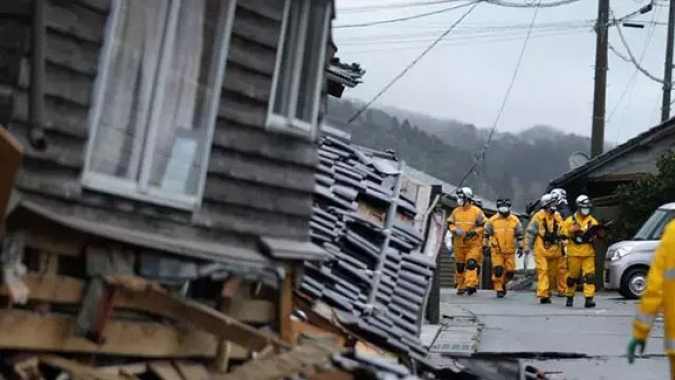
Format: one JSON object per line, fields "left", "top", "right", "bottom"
{"left": 335, "top": 1, "right": 478, "bottom": 29}
{"left": 457, "top": 0, "right": 542, "bottom": 188}
{"left": 345, "top": 1, "right": 482, "bottom": 126}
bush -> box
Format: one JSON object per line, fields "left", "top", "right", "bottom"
{"left": 611, "top": 150, "right": 675, "bottom": 242}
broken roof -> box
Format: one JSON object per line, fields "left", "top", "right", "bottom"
{"left": 549, "top": 117, "right": 675, "bottom": 190}
{"left": 327, "top": 58, "right": 365, "bottom": 88}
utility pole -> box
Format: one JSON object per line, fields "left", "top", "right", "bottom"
{"left": 662, "top": 0, "right": 675, "bottom": 122}
{"left": 591, "top": 0, "right": 609, "bottom": 158}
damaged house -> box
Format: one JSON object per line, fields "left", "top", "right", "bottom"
{"left": 0, "top": 0, "right": 339, "bottom": 374}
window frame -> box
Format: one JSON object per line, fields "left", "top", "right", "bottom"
{"left": 266, "top": 0, "right": 331, "bottom": 140}
{"left": 82, "top": 0, "right": 238, "bottom": 211}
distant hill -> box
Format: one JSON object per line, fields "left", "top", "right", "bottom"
{"left": 326, "top": 98, "right": 592, "bottom": 208}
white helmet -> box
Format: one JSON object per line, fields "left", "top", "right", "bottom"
{"left": 540, "top": 194, "right": 555, "bottom": 208}
{"left": 456, "top": 187, "right": 474, "bottom": 200}
{"left": 550, "top": 188, "right": 567, "bottom": 202}
{"left": 576, "top": 194, "right": 591, "bottom": 208}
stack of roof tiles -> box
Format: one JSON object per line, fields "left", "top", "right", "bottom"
{"left": 302, "top": 134, "right": 435, "bottom": 361}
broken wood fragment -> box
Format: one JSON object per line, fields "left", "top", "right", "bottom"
{"left": 106, "top": 276, "right": 291, "bottom": 352}
{"left": 172, "top": 361, "right": 209, "bottom": 380}
{"left": 0, "top": 310, "right": 249, "bottom": 358}
{"left": 214, "top": 339, "right": 343, "bottom": 380}
{"left": 147, "top": 361, "right": 183, "bottom": 380}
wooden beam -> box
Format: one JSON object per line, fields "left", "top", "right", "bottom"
{"left": 0, "top": 310, "right": 248, "bottom": 359}
{"left": 0, "top": 125, "right": 22, "bottom": 224}
{"left": 107, "top": 276, "right": 290, "bottom": 352}
{"left": 147, "top": 362, "right": 183, "bottom": 380}
{"left": 279, "top": 264, "right": 294, "bottom": 344}
{"left": 215, "top": 276, "right": 241, "bottom": 373}
{"left": 172, "top": 361, "right": 209, "bottom": 380}
{"left": 0, "top": 273, "right": 274, "bottom": 323}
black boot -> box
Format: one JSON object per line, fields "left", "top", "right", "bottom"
{"left": 584, "top": 297, "right": 596, "bottom": 308}
{"left": 496, "top": 291, "right": 505, "bottom": 298}
{"left": 467, "top": 287, "right": 477, "bottom": 295}
{"left": 566, "top": 297, "right": 574, "bottom": 307}
{"left": 539, "top": 297, "right": 551, "bottom": 304}
{"left": 457, "top": 289, "right": 466, "bottom": 295}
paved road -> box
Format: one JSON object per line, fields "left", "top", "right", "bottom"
{"left": 435, "top": 289, "right": 669, "bottom": 380}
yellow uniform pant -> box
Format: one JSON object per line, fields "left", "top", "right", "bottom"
{"left": 455, "top": 245, "right": 481, "bottom": 289}
{"left": 491, "top": 251, "right": 516, "bottom": 292}
{"left": 566, "top": 256, "right": 595, "bottom": 298}
{"left": 557, "top": 256, "right": 567, "bottom": 294}
{"left": 670, "top": 356, "right": 674, "bottom": 380}
{"left": 535, "top": 254, "right": 563, "bottom": 298}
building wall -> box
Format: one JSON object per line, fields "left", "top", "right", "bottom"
{"left": 0, "top": 0, "right": 321, "bottom": 258}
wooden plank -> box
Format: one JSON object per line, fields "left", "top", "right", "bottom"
{"left": 0, "top": 310, "right": 250, "bottom": 358}
{"left": 0, "top": 273, "right": 274, "bottom": 323}
{"left": 215, "top": 277, "right": 240, "bottom": 373}
{"left": 207, "top": 147, "right": 316, "bottom": 193}
{"left": 227, "top": 35, "right": 277, "bottom": 76}
{"left": 223, "top": 62, "right": 272, "bottom": 104}
{"left": 231, "top": 7, "right": 281, "bottom": 49}
{"left": 237, "top": 0, "right": 285, "bottom": 22}
{"left": 0, "top": 125, "right": 22, "bottom": 222}
{"left": 218, "top": 91, "right": 268, "bottom": 129}
{"left": 279, "top": 264, "right": 294, "bottom": 344}
{"left": 5, "top": 122, "right": 84, "bottom": 168}
{"left": 107, "top": 277, "right": 290, "bottom": 352}
{"left": 11, "top": 89, "right": 90, "bottom": 138}
{"left": 195, "top": 201, "right": 311, "bottom": 240}
{"left": 19, "top": 59, "right": 94, "bottom": 106}
{"left": 147, "top": 362, "right": 183, "bottom": 380}
{"left": 212, "top": 120, "right": 317, "bottom": 167}
{"left": 203, "top": 175, "right": 312, "bottom": 217}
{"left": 44, "top": 31, "right": 100, "bottom": 77}
{"left": 45, "top": 0, "right": 107, "bottom": 44}
{"left": 172, "top": 361, "right": 209, "bottom": 380}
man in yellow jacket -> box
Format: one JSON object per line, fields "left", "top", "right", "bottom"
{"left": 483, "top": 198, "right": 524, "bottom": 298}
{"left": 560, "top": 195, "right": 599, "bottom": 308}
{"left": 627, "top": 219, "right": 675, "bottom": 379}
{"left": 525, "top": 194, "right": 564, "bottom": 304}
{"left": 447, "top": 187, "right": 486, "bottom": 295}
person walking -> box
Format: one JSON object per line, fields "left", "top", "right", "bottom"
{"left": 447, "top": 187, "right": 485, "bottom": 295}
{"left": 627, "top": 219, "right": 675, "bottom": 378}
{"left": 560, "top": 195, "right": 599, "bottom": 308}
{"left": 483, "top": 198, "right": 524, "bottom": 298}
{"left": 525, "top": 194, "right": 564, "bottom": 304}
{"left": 550, "top": 188, "right": 571, "bottom": 297}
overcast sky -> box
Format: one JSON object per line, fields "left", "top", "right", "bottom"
{"left": 333, "top": 0, "right": 671, "bottom": 144}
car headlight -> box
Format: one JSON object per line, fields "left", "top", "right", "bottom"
{"left": 608, "top": 246, "right": 633, "bottom": 261}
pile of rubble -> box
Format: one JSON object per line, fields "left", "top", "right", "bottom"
{"left": 301, "top": 134, "right": 436, "bottom": 364}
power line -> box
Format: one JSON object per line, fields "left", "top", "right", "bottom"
{"left": 484, "top": 0, "right": 579, "bottom": 7}
{"left": 458, "top": 0, "right": 542, "bottom": 188}
{"left": 345, "top": 1, "right": 482, "bottom": 125}
{"left": 340, "top": 0, "right": 465, "bottom": 13}
{"left": 609, "top": 20, "right": 670, "bottom": 85}
{"left": 335, "top": 1, "right": 477, "bottom": 29}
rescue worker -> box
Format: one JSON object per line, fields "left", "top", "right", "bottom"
{"left": 447, "top": 187, "right": 486, "bottom": 295}
{"left": 483, "top": 198, "right": 524, "bottom": 298}
{"left": 627, "top": 219, "right": 675, "bottom": 378}
{"left": 560, "top": 195, "right": 599, "bottom": 308}
{"left": 550, "top": 188, "right": 571, "bottom": 297}
{"left": 524, "top": 194, "right": 564, "bottom": 304}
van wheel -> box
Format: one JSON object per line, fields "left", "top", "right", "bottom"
{"left": 619, "top": 268, "right": 648, "bottom": 299}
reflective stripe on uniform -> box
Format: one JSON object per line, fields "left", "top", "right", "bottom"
{"left": 634, "top": 311, "right": 656, "bottom": 326}
{"left": 665, "top": 339, "right": 675, "bottom": 351}
{"left": 665, "top": 268, "right": 675, "bottom": 279}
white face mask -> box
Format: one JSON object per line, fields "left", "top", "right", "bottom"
{"left": 580, "top": 207, "right": 590, "bottom": 216}
{"left": 498, "top": 206, "right": 510, "bottom": 214}
{"left": 457, "top": 198, "right": 465, "bottom": 207}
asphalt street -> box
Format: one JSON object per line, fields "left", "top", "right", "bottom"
{"left": 430, "top": 289, "right": 670, "bottom": 380}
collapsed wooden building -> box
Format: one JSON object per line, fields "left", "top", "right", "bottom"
{"left": 0, "top": 0, "right": 356, "bottom": 377}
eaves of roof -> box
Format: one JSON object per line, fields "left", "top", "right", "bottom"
{"left": 548, "top": 117, "right": 675, "bottom": 190}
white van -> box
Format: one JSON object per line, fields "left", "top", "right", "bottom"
{"left": 604, "top": 202, "right": 675, "bottom": 299}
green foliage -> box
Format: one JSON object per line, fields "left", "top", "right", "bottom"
{"left": 612, "top": 150, "right": 675, "bottom": 242}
